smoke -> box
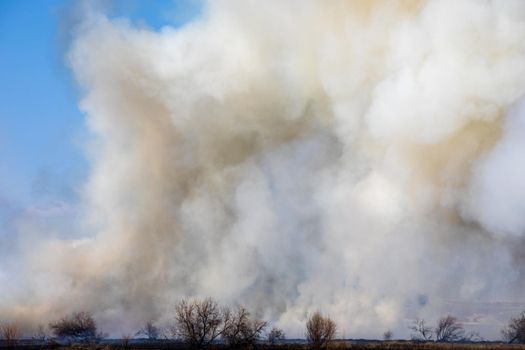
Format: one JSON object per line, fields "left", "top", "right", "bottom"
{"left": 3, "top": 0, "right": 525, "bottom": 340}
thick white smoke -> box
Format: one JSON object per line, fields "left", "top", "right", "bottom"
{"left": 3, "top": 0, "right": 525, "bottom": 340}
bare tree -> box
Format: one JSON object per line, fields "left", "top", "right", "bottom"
{"left": 0, "top": 323, "right": 20, "bottom": 347}
{"left": 49, "top": 311, "right": 98, "bottom": 342}
{"left": 434, "top": 315, "right": 464, "bottom": 343}
{"left": 136, "top": 321, "right": 159, "bottom": 340}
{"left": 383, "top": 330, "right": 393, "bottom": 341}
{"left": 409, "top": 318, "right": 432, "bottom": 341}
{"left": 222, "top": 306, "right": 267, "bottom": 348}
{"left": 305, "top": 312, "right": 336, "bottom": 350}
{"left": 267, "top": 327, "right": 285, "bottom": 344}
{"left": 175, "top": 298, "right": 226, "bottom": 348}
{"left": 32, "top": 325, "right": 48, "bottom": 342}
{"left": 502, "top": 311, "right": 525, "bottom": 344}
{"left": 121, "top": 333, "right": 133, "bottom": 347}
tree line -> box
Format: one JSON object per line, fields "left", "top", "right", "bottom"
{"left": 0, "top": 298, "right": 334, "bottom": 349}
{"left": 2, "top": 298, "right": 525, "bottom": 348}
{"left": 407, "top": 312, "right": 525, "bottom": 344}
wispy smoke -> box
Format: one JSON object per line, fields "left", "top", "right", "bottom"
{"left": 3, "top": 0, "right": 525, "bottom": 340}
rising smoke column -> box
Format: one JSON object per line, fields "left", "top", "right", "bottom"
{"left": 3, "top": 0, "right": 525, "bottom": 339}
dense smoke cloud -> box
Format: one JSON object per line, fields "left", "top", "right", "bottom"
{"left": 3, "top": 0, "right": 525, "bottom": 340}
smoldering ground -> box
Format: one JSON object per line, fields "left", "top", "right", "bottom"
{"left": 2, "top": 0, "right": 525, "bottom": 340}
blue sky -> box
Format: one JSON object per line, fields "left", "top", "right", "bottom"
{"left": 0, "top": 0, "right": 200, "bottom": 218}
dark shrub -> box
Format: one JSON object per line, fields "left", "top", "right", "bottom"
{"left": 49, "top": 311, "right": 98, "bottom": 342}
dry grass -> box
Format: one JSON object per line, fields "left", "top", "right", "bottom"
{"left": 326, "top": 340, "right": 525, "bottom": 350}
{"left": 3, "top": 340, "right": 525, "bottom": 350}
{"left": 258, "top": 341, "right": 525, "bottom": 350}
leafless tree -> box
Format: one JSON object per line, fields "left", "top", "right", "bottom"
{"left": 383, "top": 330, "right": 393, "bottom": 341}
{"left": 32, "top": 325, "right": 48, "bottom": 342}
{"left": 267, "top": 327, "right": 285, "bottom": 344}
{"left": 136, "top": 321, "right": 159, "bottom": 340}
{"left": 0, "top": 323, "right": 20, "bottom": 347}
{"left": 434, "top": 315, "right": 464, "bottom": 343}
{"left": 502, "top": 311, "right": 525, "bottom": 343}
{"left": 305, "top": 312, "right": 336, "bottom": 350}
{"left": 49, "top": 311, "right": 98, "bottom": 342}
{"left": 175, "top": 298, "right": 226, "bottom": 348}
{"left": 222, "top": 306, "right": 267, "bottom": 348}
{"left": 409, "top": 318, "right": 433, "bottom": 341}
{"left": 121, "top": 333, "right": 133, "bottom": 347}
